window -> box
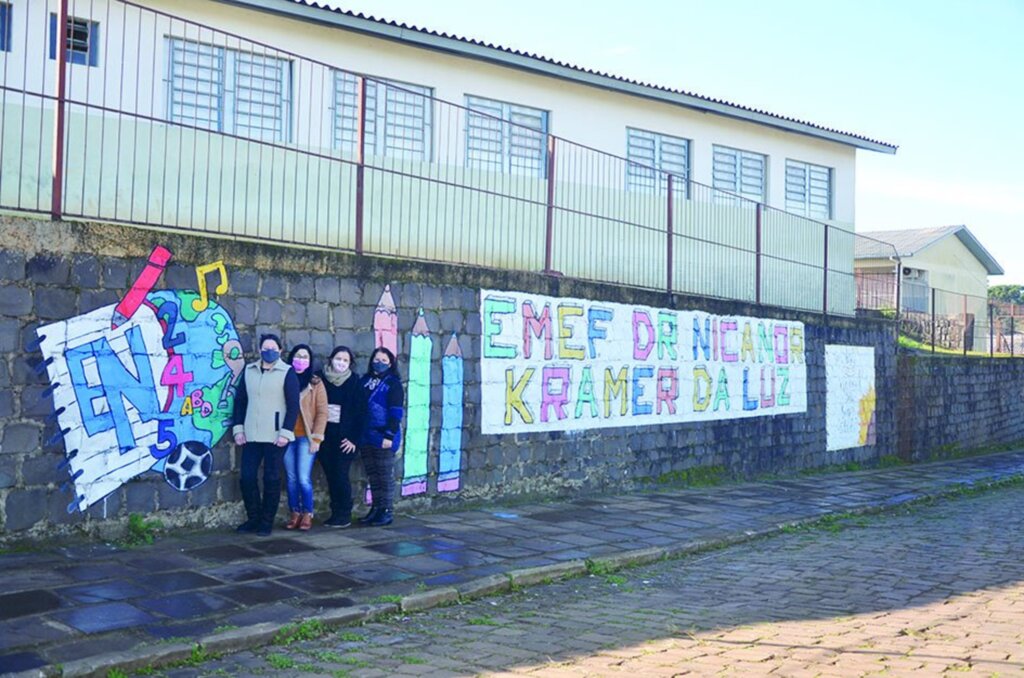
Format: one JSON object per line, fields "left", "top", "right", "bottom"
{"left": 712, "top": 145, "right": 766, "bottom": 203}
{"left": 626, "top": 127, "right": 690, "bottom": 194}
{"left": 168, "top": 38, "right": 291, "bottom": 143}
{"left": 334, "top": 73, "right": 433, "bottom": 161}
{"left": 785, "top": 159, "right": 833, "bottom": 219}
{"left": 0, "top": 3, "right": 12, "bottom": 54}
{"left": 465, "top": 95, "right": 548, "bottom": 177}
{"left": 49, "top": 13, "right": 99, "bottom": 67}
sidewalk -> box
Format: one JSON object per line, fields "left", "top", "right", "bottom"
{"left": 3, "top": 451, "right": 1024, "bottom": 677}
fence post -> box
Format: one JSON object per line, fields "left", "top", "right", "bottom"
{"left": 544, "top": 136, "right": 556, "bottom": 274}
{"left": 51, "top": 0, "right": 70, "bottom": 221}
{"left": 666, "top": 174, "right": 674, "bottom": 293}
{"left": 822, "top": 224, "right": 829, "bottom": 315}
{"left": 962, "top": 294, "right": 968, "bottom": 356}
{"left": 1012, "top": 316, "right": 1016, "bottom": 357}
{"left": 354, "top": 76, "right": 367, "bottom": 255}
{"left": 755, "top": 203, "right": 762, "bottom": 305}
{"left": 989, "top": 304, "right": 994, "bottom": 357}
{"left": 931, "top": 288, "right": 936, "bottom": 353}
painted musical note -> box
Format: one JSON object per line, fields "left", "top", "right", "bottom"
{"left": 191, "top": 261, "right": 229, "bottom": 313}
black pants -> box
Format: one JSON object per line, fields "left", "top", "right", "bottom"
{"left": 240, "top": 442, "right": 285, "bottom": 526}
{"left": 360, "top": 445, "right": 395, "bottom": 512}
{"left": 318, "top": 449, "right": 355, "bottom": 519}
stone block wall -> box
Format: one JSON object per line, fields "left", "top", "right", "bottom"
{"left": 0, "top": 217, "right": 897, "bottom": 539}
{"left": 897, "top": 354, "right": 1024, "bottom": 461}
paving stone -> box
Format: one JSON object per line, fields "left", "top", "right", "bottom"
{"left": 53, "top": 602, "right": 155, "bottom": 634}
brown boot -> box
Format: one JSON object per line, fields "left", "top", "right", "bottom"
{"left": 285, "top": 511, "right": 301, "bottom": 530}
{"left": 299, "top": 513, "right": 313, "bottom": 531}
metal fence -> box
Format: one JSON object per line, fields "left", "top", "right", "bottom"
{"left": 1, "top": 0, "right": 896, "bottom": 316}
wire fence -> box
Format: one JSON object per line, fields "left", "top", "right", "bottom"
{"left": 0, "top": 0, "right": 898, "bottom": 316}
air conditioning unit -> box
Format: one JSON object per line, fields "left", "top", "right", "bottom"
{"left": 903, "top": 267, "right": 922, "bottom": 280}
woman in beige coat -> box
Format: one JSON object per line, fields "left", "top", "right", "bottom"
{"left": 282, "top": 344, "right": 328, "bottom": 531}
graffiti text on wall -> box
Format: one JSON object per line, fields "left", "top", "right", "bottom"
{"left": 36, "top": 246, "right": 240, "bottom": 513}
{"left": 480, "top": 290, "right": 808, "bottom": 434}
{"left": 825, "top": 345, "right": 876, "bottom": 451}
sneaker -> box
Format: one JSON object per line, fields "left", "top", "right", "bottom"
{"left": 368, "top": 509, "right": 393, "bottom": 527}
{"left": 236, "top": 519, "right": 259, "bottom": 533}
{"left": 358, "top": 507, "right": 381, "bottom": 525}
{"left": 256, "top": 522, "right": 273, "bottom": 537}
{"left": 324, "top": 514, "right": 352, "bottom": 528}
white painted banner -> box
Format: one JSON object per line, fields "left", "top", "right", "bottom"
{"left": 825, "top": 345, "right": 876, "bottom": 451}
{"left": 480, "top": 290, "right": 807, "bottom": 434}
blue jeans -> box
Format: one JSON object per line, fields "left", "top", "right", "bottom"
{"left": 240, "top": 442, "right": 285, "bottom": 527}
{"left": 283, "top": 436, "right": 316, "bottom": 513}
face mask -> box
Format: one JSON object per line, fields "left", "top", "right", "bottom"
{"left": 372, "top": 360, "right": 389, "bottom": 375}
{"left": 332, "top": 358, "right": 350, "bottom": 372}
{"left": 292, "top": 357, "right": 310, "bottom": 373}
{"left": 261, "top": 349, "right": 280, "bottom": 363}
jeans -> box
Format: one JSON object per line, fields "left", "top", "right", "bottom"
{"left": 240, "top": 442, "right": 285, "bottom": 527}
{"left": 318, "top": 448, "right": 355, "bottom": 520}
{"left": 283, "top": 436, "right": 316, "bottom": 513}
{"left": 360, "top": 445, "right": 395, "bottom": 512}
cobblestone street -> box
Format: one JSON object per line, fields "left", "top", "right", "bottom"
{"left": 171, "top": 484, "right": 1024, "bottom": 677}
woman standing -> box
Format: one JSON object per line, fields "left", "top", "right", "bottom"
{"left": 232, "top": 334, "right": 299, "bottom": 537}
{"left": 318, "top": 346, "right": 367, "bottom": 528}
{"left": 359, "top": 347, "right": 404, "bottom": 527}
{"left": 283, "top": 344, "right": 328, "bottom": 531}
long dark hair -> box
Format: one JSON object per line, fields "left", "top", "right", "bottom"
{"left": 286, "top": 343, "right": 315, "bottom": 390}
{"left": 367, "top": 347, "right": 399, "bottom": 379}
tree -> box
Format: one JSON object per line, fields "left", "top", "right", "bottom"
{"left": 988, "top": 284, "right": 1024, "bottom": 305}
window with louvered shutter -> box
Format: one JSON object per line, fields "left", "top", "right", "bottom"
{"left": 466, "top": 96, "right": 548, "bottom": 177}
{"left": 334, "top": 73, "right": 433, "bottom": 160}
{"left": 785, "top": 159, "right": 832, "bottom": 219}
{"left": 712, "top": 145, "right": 765, "bottom": 203}
{"left": 626, "top": 127, "right": 689, "bottom": 195}
{"left": 168, "top": 38, "right": 290, "bottom": 143}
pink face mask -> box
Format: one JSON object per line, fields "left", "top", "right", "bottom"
{"left": 292, "top": 358, "right": 310, "bottom": 373}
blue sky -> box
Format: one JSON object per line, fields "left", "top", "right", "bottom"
{"left": 328, "top": 0, "right": 1024, "bottom": 284}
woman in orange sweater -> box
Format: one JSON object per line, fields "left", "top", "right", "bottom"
{"left": 282, "top": 344, "right": 328, "bottom": 531}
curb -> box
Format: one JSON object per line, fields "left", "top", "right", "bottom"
{"left": 10, "top": 473, "right": 1023, "bottom": 678}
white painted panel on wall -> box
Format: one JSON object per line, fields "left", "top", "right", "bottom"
{"left": 825, "top": 345, "right": 876, "bottom": 451}
{"left": 480, "top": 289, "right": 808, "bottom": 434}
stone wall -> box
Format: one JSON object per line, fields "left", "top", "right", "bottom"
{"left": 0, "top": 217, "right": 897, "bottom": 539}
{"left": 897, "top": 354, "right": 1024, "bottom": 461}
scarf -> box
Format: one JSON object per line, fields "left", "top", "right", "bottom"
{"left": 323, "top": 363, "right": 352, "bottom": 387}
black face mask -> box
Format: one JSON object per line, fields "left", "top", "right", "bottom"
{"left": 371, "top": 360, "right": 389, "bottom": 375}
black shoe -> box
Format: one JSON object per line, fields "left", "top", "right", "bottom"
{"left": 358, "top": 507, "right": 381, "bottom": 525}
{"left": 236, "top": 519, "right": 259, "bottom": 533}
{"left": 256, "top": 522, "right": 273, "bottom": 537}
{"left": 324, "top": 514, "right": 352, "bottom": 528}
{"left": 368, "top": 509, "right": 393, "bottom": 527}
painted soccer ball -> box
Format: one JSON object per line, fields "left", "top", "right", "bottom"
{"left": 163, "top": 441, "right": 213, "bottom": 491}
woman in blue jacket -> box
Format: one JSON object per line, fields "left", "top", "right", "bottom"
{"left": 358, "top": 347, "right": 404, "bottom": 527}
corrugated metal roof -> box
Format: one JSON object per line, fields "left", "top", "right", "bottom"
{"left": 855, "top": 225, "right": 1004, "bottom": 276}
{"left": 215, "top": 0, "right": 898, "bottom": 154}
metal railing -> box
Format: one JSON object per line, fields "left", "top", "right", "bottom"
{"left": 0, "top": 0, "right": 896, "bottom": 316}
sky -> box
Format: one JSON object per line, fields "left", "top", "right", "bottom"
{"left": 321, "top": 0, "right": 1024, "bottom": 285}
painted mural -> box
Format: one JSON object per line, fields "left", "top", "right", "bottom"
{"left": 480, "top": 290, "right": 808, "bottom": 434}
{"left": 438, "top": 334, "right": 464, "bottom": 492}
{"left": 401, "top": 309, "right": 432, "bottom": 496}
{"left": 825, "top": 345, "right": 876, "bottom": 451}
{"left": 36, "top": 246, "right": 240, "bottom": 513}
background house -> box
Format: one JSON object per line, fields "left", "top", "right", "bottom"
{"left": 854, "top": 225, "right": 1003, "bottom": 349}
{"left": 0, "top": 0, "right": 895, "bottom": 314}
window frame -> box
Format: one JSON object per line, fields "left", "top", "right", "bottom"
{"left": 166, "top": 37, "right": 292, "bottom": 144}
{"left": 48, "top": 12, "right": 100, "bottom": 67}
{"left": 332, "top": 72, "right": 434, "bottom": 162}
{"left": 785, "top": 158, "right": 833, "bottom": 220}
{"left": 625, "top": 127, "right": 691, "bottom": 197}
{"left": 712, "top": 144, "right": 767, "bottom": 204}
{"left": 464, "top": 94, "right": 549, "bottom": 178}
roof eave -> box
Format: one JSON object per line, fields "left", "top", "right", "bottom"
{"left": 213, "top": 0, "right": 898, "bottom": 154}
